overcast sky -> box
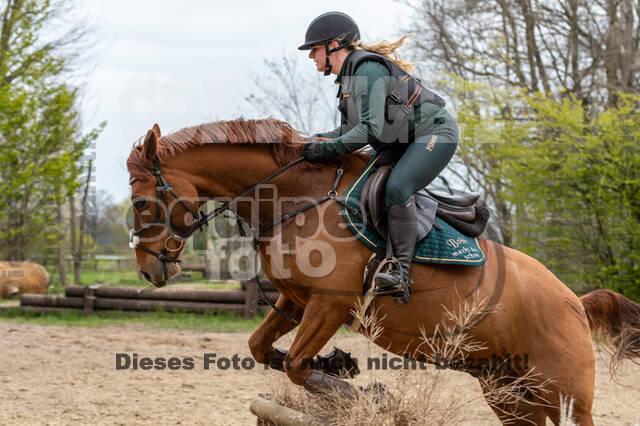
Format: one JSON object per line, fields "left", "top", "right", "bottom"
{"left": 79, "top": 1, "right": 413, "bottom": 201}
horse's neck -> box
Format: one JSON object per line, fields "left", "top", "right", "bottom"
{"left": 166, "top": 144, "right": 309, "bottom": 228}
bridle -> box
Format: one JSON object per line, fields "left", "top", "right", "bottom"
{"left": 129, "top": 156, "right": 307, "bottom": 265}
{"left": 128, "top": 159, "right": 207, "bottom": 279}
{"left": 129, "top": 156, "right": 349, "bottom": 323}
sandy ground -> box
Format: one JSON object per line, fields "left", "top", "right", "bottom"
{"left": 1, "top": 321, "right": 639, "bottom": 425}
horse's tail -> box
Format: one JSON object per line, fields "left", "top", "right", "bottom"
{"left": 580, "top": 289, "right": 640, "bottom": 371}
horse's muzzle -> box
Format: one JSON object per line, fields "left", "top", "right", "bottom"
{"left": 140, "top": 260, "right": 180, "bottom": 287}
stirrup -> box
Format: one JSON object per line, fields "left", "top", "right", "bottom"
{"left": 372, "top": 259, "right": 412, "bottom": 304}
{"left": 372, "top": 273, "right": 402, "bottom": 296}
{"left": 391, "top": 280, "right": 411, "bottom": 305}
{"left": 374, "top": 277, "right": 411, "bottom": 304}
{"left": 372, "top": 259, "right": 402, "bottom": 295}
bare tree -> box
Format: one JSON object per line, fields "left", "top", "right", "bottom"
{"left": 0, "top": 0, "right": 92, "bottom": 87}
{"left": 243, "top": 53, "right": 339, "bottom": 135}
{"left": 56, "top": 197, "right": 67, "bottom": 287}
{"left": 68, "top": 160, "right": 93, "bottom": 285}
{"left": 404, "top": 0, "right": 640, "bottom": 104}
{"left": 399, "top": 0, "right": 640, "bottom": 245}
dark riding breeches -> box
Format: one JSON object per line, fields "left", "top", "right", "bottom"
{"left": 385, "top": 123, "right": 458, "bottom": 207}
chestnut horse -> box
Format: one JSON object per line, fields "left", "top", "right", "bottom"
{"left": 127, "top": 119, "right": 640, "bottom": 425}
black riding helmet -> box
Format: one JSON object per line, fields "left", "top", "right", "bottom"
{"left": 298, "top": 11, "right": 360, "bottom": 75}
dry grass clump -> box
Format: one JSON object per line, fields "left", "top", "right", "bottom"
{"left": 264, "top": 367, "right": 475, "bottom": 425}
{"left": 412, "top": 295, "right": 490, "bottom": 364}
{"left": 558, "top": 394, "right": 577, "bottom": 426}
{"left": 260, "top": 294, "right": 563, "bottom": 425}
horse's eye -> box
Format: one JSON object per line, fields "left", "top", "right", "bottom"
{"left": 133, "top": 198, "right": 148, "bottom": 210}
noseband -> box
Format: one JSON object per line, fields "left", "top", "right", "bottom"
{"left": 128, "top": 160, "right": 206, "bottom": 280}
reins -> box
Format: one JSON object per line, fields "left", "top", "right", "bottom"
{"left": 129, "top": 156, "right": 347, "bottom": 324}
{"left": 250, "top": 160, "right": 345, "bottom": 324}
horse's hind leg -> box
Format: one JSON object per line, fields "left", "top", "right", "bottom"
{"left": 248, "top": 295, "right": 303, "bottom": 367}
{"left": 480, "top": 375, "right": 595, "bottom": 426}
{"left": 541, "top": 387, "right": 594, "bottom": 426}
{"left": 479, "top": 376, "right": 548, "bottom": 426}
{"left": 484, "top": 398, "right": 547, "bottom": 425}
{"left": 554, "top": 394, "right": 594, "bottom": 426}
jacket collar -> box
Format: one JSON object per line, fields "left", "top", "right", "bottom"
{"left": 335, "top": 50, "right": 357, "bottom": 85}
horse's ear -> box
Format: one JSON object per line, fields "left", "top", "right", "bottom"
{"left": 142, "top": 128, "right": 158, "bottom": 161}
{"left": 151, "top": 123, "right": 161, "bottom": 138}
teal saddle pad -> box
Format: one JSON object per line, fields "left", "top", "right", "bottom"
{"left": 340, "top": 156, "right": 487, "bottom": 266}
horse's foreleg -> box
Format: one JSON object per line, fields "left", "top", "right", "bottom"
{"left": 248, "top": 295, "right": 303, "bottom": 367}
{"left": 282, "top": 298, "right": 355, "bottom": 394}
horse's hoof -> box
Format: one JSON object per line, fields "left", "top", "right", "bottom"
{"left": 314, "top": 347, "right": 360, "bottom": 379}
{"left": 304, "top": 370, "right": 358, "bottom": 399}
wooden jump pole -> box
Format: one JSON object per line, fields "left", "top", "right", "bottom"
{"left": 249, "top": 396, "right": 322, "bottom": 426}
{"left": 21, "top": 286, "right": 278, "bottom": 316}
{"left": 21, "top": 294, "right": 246, "bottom": 314}
{"left": 65, "top": 285, "right": 278, "bottom": 304}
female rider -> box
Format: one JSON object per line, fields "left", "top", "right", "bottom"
{"left": 300, "top": 11, "right": 458, "bottom": 303}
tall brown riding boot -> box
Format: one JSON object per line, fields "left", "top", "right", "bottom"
{"left": 373, "top": 195, "right": 417, "bottom": 303}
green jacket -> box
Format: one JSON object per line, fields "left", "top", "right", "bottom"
{"left": 314, "top": 53, "right": 454, "bottom": 158}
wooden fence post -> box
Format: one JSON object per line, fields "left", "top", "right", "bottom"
{"left": 243, "top": 279, "right": 259, "bottom": 319}
{"left": 83, "top": 285, "right": 96, "bottom": 316}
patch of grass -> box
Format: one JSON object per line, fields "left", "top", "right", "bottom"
{"left": 44, "top": 268, "right": 242, "bottom": 293}
{"left": 0, "top": 308, "right": 266, "bottom": 332}
{"left": 48, "top": 269, "right": 206, "bottom": 288}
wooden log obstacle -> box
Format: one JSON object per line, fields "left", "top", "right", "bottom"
{"left": 249, "top": 396, "right": 322, "bottom": 426}
{"left": 19, "top": 283, "right": 278, "bottom": 318}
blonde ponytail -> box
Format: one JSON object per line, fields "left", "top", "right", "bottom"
{"left": 346, "top": 34, "right": 417, "bottom": 74}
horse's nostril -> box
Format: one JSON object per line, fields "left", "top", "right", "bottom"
{"left": 141, "top": 271, "right": 151, "bottom": 282}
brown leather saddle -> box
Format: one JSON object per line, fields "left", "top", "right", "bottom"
{"left": 360, "top": 165, "right": 489, "bottom": 241}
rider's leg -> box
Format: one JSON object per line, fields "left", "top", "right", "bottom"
{"left": 385, "top": 126, "right": 458, "bottom": 208}
{"left": 372, "top": 194, "right": 418, "bottom": 296}
{"left": 374, "top": 127, "right": 458, "bottom": 297}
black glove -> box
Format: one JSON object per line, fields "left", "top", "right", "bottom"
{"left": 375, "top": 147, "right": 403, "bottom": 167}
{"left": 303, "top": 143, "right": 325, "bottom": 162}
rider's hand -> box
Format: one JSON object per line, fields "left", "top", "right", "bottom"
{"left": 303, "top": 143, "right": 325, "bottom": 162}
{"left": 375, "top": 148, "right": 402, "bottom": 167}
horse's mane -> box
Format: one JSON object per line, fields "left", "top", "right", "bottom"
{"left": 127, "top": 118, "right": 310, "bottom": 180}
